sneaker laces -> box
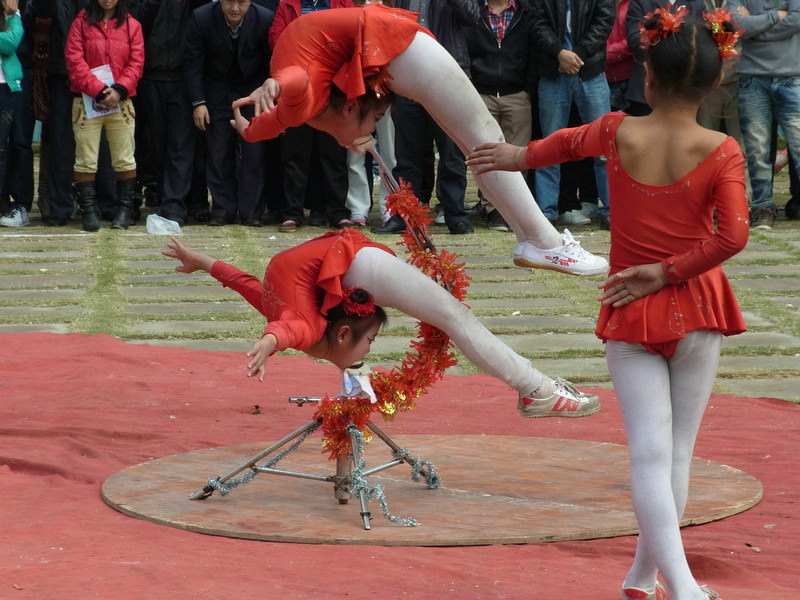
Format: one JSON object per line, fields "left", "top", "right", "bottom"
{"left": 4, "top": 206, "right": 23, "bottom": 218}
{"left": 557, "top": 229, "right": 594, "bottom": 262}
{"left": 552, "top": 376, "right": 590, "bottom": 401}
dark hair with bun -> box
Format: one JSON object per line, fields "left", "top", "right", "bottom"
{"left": 324, "top": 289, "right": 387, "bottom": 345}
{"left": 642, "top": 14, "right": 722, "bottom": 102}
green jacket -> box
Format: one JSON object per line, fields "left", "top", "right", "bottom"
{"left": 0, "top": 12, "right": 23, "bottom": 93}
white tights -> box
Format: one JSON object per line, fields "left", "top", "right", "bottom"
{"left": 387, "top": 33, "right": 562, "bottom": 250}
{"left": 606, "top": 331, "right": 722, "bottom": 600}
{"left": 344, "top": 247, "right": 546, "bottom": 396}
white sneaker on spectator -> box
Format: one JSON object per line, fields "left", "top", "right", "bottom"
{"left": 559, "top": 209, "right": 591, "bottom": 225}
{"left": 513, "top": 229, "right": 608, "bottom": 276}
{"left": 0, "top": 205, "right": 30, "bottom": 227}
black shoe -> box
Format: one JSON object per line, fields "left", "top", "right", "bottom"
{"left": 208, "top": 215, "right": 227, "bottom": 226}
{"left": 47, "top": 215, "right": 69, "bottom": 226}
{"left": 371, "top": 215, "right": 406, "bottom": 234}
{"left": 191, "top": 208, "right": 211, "bottom": 223}
{"left": 159, "top": 212, "right": 186, "bottom": 227}
{"left": 486, "top": 210, "right": 510, "bottom": 232}
{"left": 750, "top": 205, "right": 776, "bottom": 230}
{"left": 261, "top": 211, "right": 281, "bottom": 226}
{"left": 449, "top": 220, "right": 474, "bottom": 235}
{"left": 599, "top": 215, "right": 611, "bottom": 231}
{"left": 785, "top": 199, "right": 800, "bottom": 220}
{"left": 308, "top": 211, "right": 327, "bottom": 227}
{"left": 242, "top": 218, "right": 262, "bottom": 227}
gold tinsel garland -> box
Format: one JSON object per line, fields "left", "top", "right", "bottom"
{"left": 314, "top": 182, "right": 471, "bottom": 459}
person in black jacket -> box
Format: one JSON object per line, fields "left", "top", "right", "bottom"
{"left": 530, "top": 0, "right": 613, "bottom": 226}
{"left": 130, "top": 0, "right": 208, "bottom": 226}
{"left": 373, "top": 0, "right": 480, "bottom": 235}
{"left": 183, "top": 0, "right": 273, "bottom": 226}
{"left": 468, "top": 0, "right": 535, "bottom": 232}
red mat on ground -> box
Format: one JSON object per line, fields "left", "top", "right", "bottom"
{"left": 1, "top": 333, "right": 798, "bottom": 599}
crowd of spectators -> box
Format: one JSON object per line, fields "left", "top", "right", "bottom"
{"left": 0, "top": 0, "right": 797, "bottom": 232}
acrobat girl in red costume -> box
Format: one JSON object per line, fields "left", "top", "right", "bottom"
{"left": 468, "top": 7, "right": 747, "bottom": 599}
{"left": 162, "top": 229, "right": 600, "bottom": 419}
{"left": 229, "top": 3, "right": 608, "bottom": 277}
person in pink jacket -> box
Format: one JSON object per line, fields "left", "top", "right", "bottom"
{"left": 64, "top": 0, "right": 144, "bottom": 232}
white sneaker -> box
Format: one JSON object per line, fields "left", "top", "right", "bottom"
{"left": 513, "top": 229, "right": 608, "bottom": 276}
{"left": 559, "top": 209, "right": 591, "bottom": 225}
{"left": 0, "top": 205, "right": 30, "bottom": 227}
{"left": 518, "top": 378, "right": 601, "bottom": 418}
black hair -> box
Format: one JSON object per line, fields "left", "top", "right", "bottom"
{"left": 329, "top": 85, "right": 396, "bottom": 122}
{"left": 86, "top": 0, "right": 130, "bottom": 27}
{"left": 643, "top": 15, "right": 722, "bottom": 102}
{"left": 324, "top": 288, "right": 388, "bottom": 346}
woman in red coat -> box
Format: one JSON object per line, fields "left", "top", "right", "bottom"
{"left": 65, "top": 0, "right": 144, "bottom": 232}
{"left": 231, "top": 4, "right": 609, "bottom": 277}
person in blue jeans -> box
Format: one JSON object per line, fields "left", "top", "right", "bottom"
{"left": 530, "top": 0, "right": 614, "bottom": 228}
{"left": 727, "top": 0, "right": 800, "bottom": 230}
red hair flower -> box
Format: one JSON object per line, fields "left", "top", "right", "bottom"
{"left": 342, "top": 287, "right": 376, "bottom": 317}
{"left": 640, "top": 5, "right": 689, "bottom": 46}
{"left": 704, "top": 8, "right": 742, "bottom": 59}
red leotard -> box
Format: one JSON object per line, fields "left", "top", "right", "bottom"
{"left": 242, "top": 4, "right": 430, "bottom": 142}
{"left": 525, "top": 112, "right": 748, "bottom": 353}
{"left": 209, "top": 229, "right": 395, "bottom": 352}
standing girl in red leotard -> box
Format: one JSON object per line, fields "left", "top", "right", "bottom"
{"left": 162, "top": 229, "right": 601, "bottom": 419}
{"left": 467, "top": 8, "right": 747, "bottom": 600}
{"left": 229, "top": 3, "right": 608, "bottom": 277}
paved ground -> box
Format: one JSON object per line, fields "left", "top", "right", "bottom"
{"left": 2, "top": 205, "right": 799, "bottom": 404}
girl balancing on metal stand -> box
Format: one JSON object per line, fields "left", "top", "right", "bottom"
{"left": 467, "top": 7, "right": 746, "bottom": 600}
{"left": 162, "top": 226, "right": 600, "bottom": 419}
{"left": 229, "top": 3, "right": 608, "bottom": 277}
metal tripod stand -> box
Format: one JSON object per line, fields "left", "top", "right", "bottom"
{"left": 189, "top": 396, "right": 438, "bottom": 530}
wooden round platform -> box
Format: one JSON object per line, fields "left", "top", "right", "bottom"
{"left": 102, "top": 434, "right": 763, "bottom": 546}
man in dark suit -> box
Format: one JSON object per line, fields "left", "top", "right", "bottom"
{"left": 184, "top": 0, "right": 273, "bottom": 226}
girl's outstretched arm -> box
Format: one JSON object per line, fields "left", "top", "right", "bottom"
{"left": 161, "top": 237, "right": 215, "bottom": 274}
{"left": 465, "top": 142, "right": 529, "bottom": 174}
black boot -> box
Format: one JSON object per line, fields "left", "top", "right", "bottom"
{"left": 112, "top": 178, "right": 139, "bottom": 230}
{"left": 74, "top": 181, "right": 101, "bottom": 232}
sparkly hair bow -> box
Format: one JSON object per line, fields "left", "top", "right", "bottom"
{"left": 640, "top": 4, "right": 689, "bottom": 46}
{"left": 342, "top": 287, "right": 376, "bottom": 317}
{"left": 703, "top": 8, "right": 742, "bottom": 59}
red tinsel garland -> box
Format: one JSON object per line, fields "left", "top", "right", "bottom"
{"left": 314, "top": 181, "right": 471, "bottom": 459}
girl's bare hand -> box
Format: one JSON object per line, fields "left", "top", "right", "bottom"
{"left": 465, "top": 142, "right": 528, "bottom": 175}
{"left": 597, "top": 263, "right": 668, "bottom": 307}
{"left": 246, "top": 335, "right": 277, "bottom": 381}
{"left": 161, "top": 237, "right": 214, "bottom": 273}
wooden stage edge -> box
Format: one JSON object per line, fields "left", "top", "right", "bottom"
{"left": 102, "top": 434, "right": 763, "bottom": 547}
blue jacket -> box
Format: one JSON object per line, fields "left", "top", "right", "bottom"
{"left": 0, "top": 12, "right": 24, "bottom": 92}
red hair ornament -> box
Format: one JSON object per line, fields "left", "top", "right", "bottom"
{"left": 704, "top": 8, "right": 742, "bottom": 59}
{"left": 640, "top": 4, "right": 689, "bottom": 46}
{"left": 341, "top": 287, "right": 377, "bottom": 317}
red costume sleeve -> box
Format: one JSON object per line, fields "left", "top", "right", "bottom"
{"left": 209, "top": 260, "right": 266, "bottom": 315}
{"left": 525, "top": 114, "right": 749, "bottom": 282}
{"left": 660, "top": 150, "right": 749, "bottom": 283}
{"left": 241, "top": 66, "right": 314, "bottom": 142}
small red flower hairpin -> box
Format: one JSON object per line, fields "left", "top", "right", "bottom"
{"left": 342, "top": 287, "right": 376, "bottom": 317}
{"left": 640, "top": 4, "right": 689, "bottom": 46}
{"left": 704, "top": 8, "right": 742, "bottom": 58}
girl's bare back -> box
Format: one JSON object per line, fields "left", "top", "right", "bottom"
{"left": 615, "top": 114, "right": 728, "bottom": 187}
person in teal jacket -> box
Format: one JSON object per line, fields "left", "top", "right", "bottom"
{"left": 0, "top": 0, "right": 24, "bottom": 226}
